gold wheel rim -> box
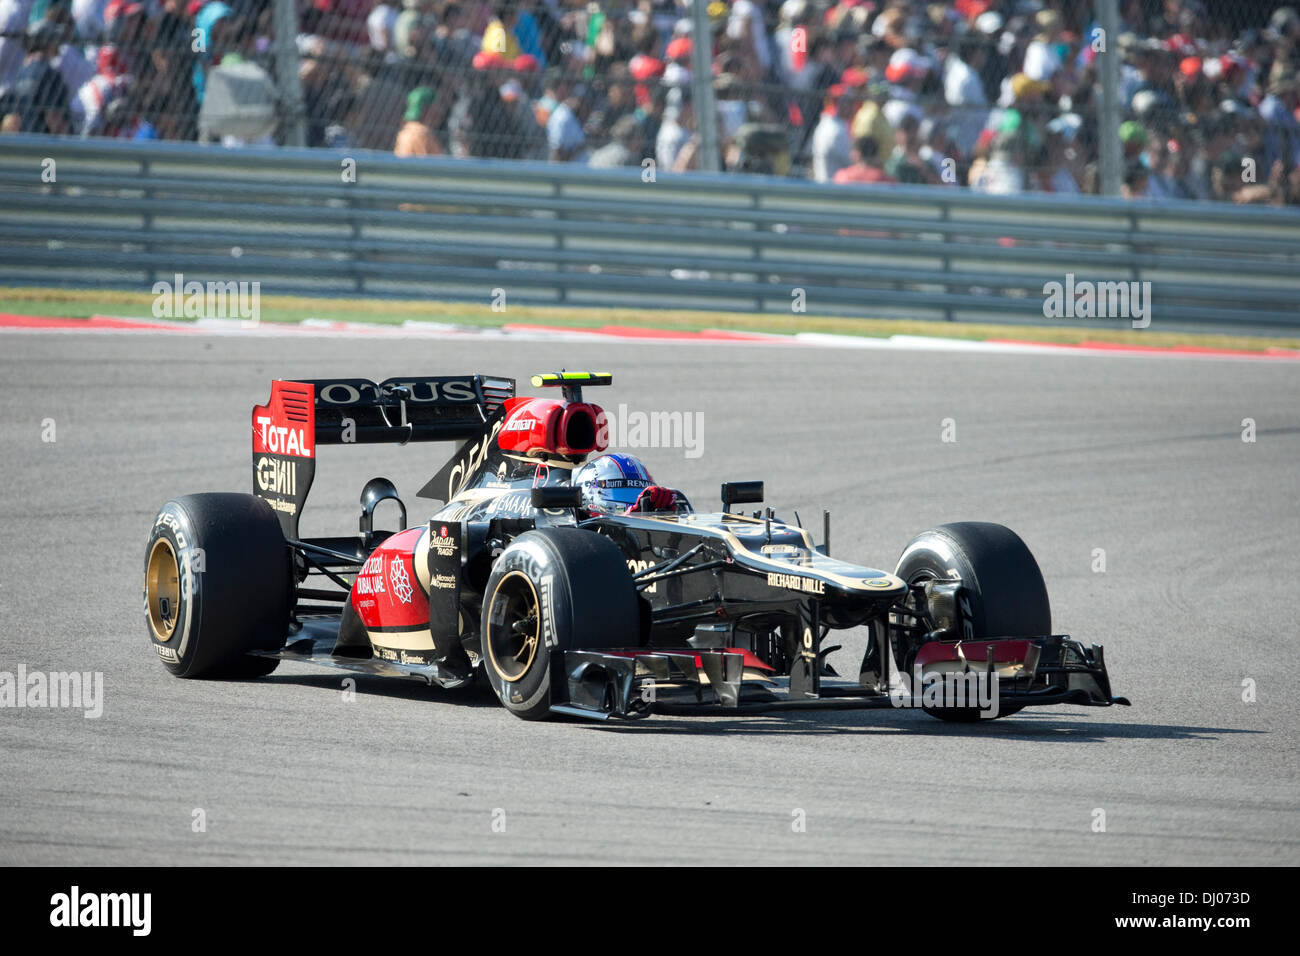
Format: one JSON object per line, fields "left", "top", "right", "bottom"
{"left": 146, "top": 538, "right": 181, "bottom": 642}
{"left": 485, "top": 571, "right": 541, "bottom": 683}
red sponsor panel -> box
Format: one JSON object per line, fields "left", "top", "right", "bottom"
{"left": 913, "top": 640, "right": 1032, "bottom": 668}
{"left": 251, "top": 380, "right": 316, "bottom": 458}
{"left": 351, "top": 527, "right": 429, "bottom": 629}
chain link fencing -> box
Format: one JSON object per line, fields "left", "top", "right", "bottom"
{"left": 2, "top": 1, "right": 1298, "bottom": 203}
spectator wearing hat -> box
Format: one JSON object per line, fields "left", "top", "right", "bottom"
{"left": 1023, "top": 9, "right": 1064, "bottom": 83}
{"left": 883, "top": 48, "right": 931, "bottom": 129}
{"left": 663, "top": 34, "right": 693, "bottom": 89}
{"left": 1120, "top": 119, "right": 1147, "bottom": 161}
{"left": 72, "top": 43, "right": 132, "bottom": 135}
{"left": 482, "top": 3, "right": 521, "bottom": 61}
{"left": 850, "top": 79, "right": 895, "bottom": 174}
{"left": 394, "top": 85, "right": 444, "bottom": 156}
{"left": 970, "top": 10, "right": 1009, "bottom": 103}
{"left": 998, "top": 71, "right": 1050, "bottom": 111}
{"left": 627, "top": 25, "right": 664, "bottom": 109}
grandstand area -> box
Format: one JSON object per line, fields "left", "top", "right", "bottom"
{"left": 2, "top": 0, "right": 1298, "bottom": 203}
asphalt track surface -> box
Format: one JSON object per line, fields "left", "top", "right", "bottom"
{"left": 1, "top": 331, "right": 1297, "bottom": 866}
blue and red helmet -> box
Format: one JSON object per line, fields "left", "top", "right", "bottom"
{"left": 571, "top": 453, "right": 654, "bottom": 515}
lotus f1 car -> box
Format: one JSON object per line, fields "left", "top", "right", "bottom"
{"left": 143, "top": 371, "right": 1127, "bottom": 722}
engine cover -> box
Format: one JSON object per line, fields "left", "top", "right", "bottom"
{"left": 497, "top": 397, "right": 607, "bottom": 457}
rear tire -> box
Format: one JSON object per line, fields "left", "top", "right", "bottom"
{"left": 143, "top": 493, "right": 290, "bottom": 678}
{"left": 481, "top": 528, "right": 640, "bottom": 720}
{"left": 892, "top": 522, "right": 1050, "bottom": 722}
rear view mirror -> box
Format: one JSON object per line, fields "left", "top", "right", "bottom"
{"left": 721, "top": 481, "right": 764, "bottom": 512}
{"left": 531, "top": 486, "right": 584, "bottom": 510}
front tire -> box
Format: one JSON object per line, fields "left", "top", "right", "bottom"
{"left": 481, "top": 528, "right": 641, "bottom": 720}
{"left": 143, "top": 493, "right": 290, "bottom": 678}
{"left": 890, "top": 522, "right": 1050, "bottom": 722}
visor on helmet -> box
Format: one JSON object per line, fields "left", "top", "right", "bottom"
{"left": 573, "top": 454, "right": 655, "bottom": 515}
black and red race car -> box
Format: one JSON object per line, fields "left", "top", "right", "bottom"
{"left": 142, "top": 371, "right": 1127, "bottom": 721}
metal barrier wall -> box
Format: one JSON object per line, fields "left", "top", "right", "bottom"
{"left": 1, "top": 135, "right": 1297, "bottom": 328}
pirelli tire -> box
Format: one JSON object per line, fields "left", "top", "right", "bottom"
{"left": 481, "top": 528, "right": 640, "bottom": 720}
{"left": 892, "top": 522, "right": 1051, "bottom": 722}
{"left": 143, "top": 493, "right": 291, "bottom": 678}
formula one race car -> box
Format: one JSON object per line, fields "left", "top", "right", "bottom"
{"left": 142, "top": 371, "right": 1127, "bottom": 722}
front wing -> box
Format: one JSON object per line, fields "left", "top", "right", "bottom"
{"left": 548, "top": 635, "right": 1130, "bottom": 721}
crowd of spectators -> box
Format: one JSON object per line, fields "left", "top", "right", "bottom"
{"left": 3, "top": 0, "right": 1299, "bottom": 204}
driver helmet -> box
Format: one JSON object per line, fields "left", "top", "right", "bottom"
{"left": 571, "top": 453, "right": 655, "bottom": 515}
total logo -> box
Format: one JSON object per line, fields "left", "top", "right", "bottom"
{"left": 254, "top": 416, "right": 313, "bottom": 457}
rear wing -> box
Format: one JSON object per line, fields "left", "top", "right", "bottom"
{"left": 252, "top": 375, "right": 514, "bottom": 537}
